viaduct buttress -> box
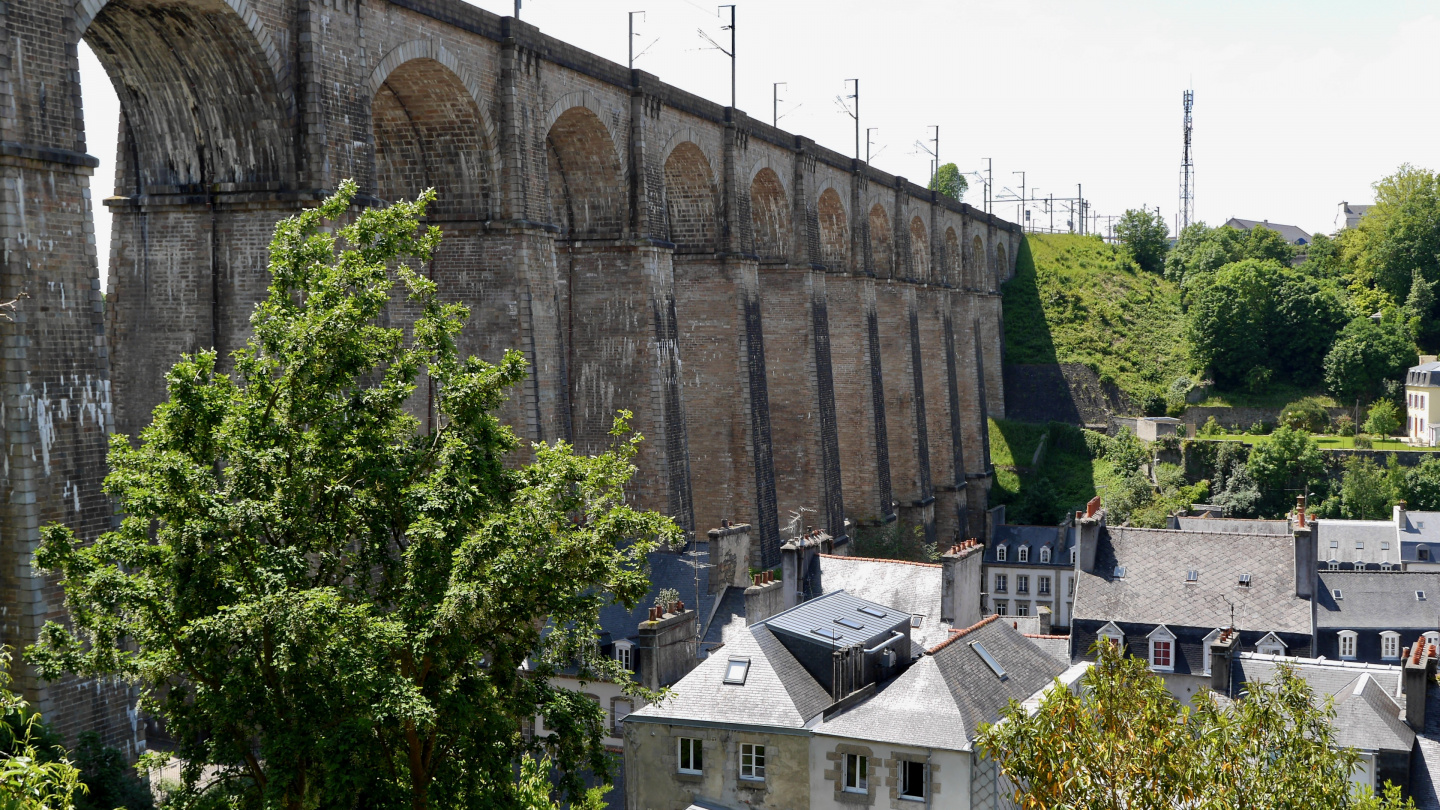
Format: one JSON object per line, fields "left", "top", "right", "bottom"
{"left": 0, "top": 0, "right": 1019, "bottom": 747}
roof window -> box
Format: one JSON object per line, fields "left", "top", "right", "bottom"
{"left": 1420, "top": 591, "right": 1428, "bottom": 602}
{"left": 971, "top": 642, "right": 1008, "bottom": 681}
{"left": 1113, "top": 566, "right": 1127, "bottom": 579}
{"left": 1185, "top": 570, "right": 1199, "bottom": 583}
{"left": 1357, "top": 541, "right": 1365, "bottom": 549}
{"left": 910, "top": 615, "right": 923, "bottom": 628}
{"left": 1334, "top": 589, "right": 1344, "bottom": 600}
{"left": 811, "top": 627, "right": 841, "bottom": 641}
{"left": 1238, "top": 573, "right": 1252, "bottom": 587}
{"left": 723, "top": 658, "right": 751, "bottom": 685}
{"left": 858, "top": 606, "right": 887, "bottom": 619}
{"left": 834, "top": 617, "right": 864, "bottom": 630}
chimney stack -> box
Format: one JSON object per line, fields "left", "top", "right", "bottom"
{"left": 1210, "top": 628, "right": 1239, "bottom": 697}
{"left": 1293, "top": 496, "right": 1315, "bottom": 599}
{"left": 637, "top": 604, "right": 699, "bottom": 691}
{"left": 1075, "top": 501, "right": 1105, "bottom": 574}
{"left": 1037, "top": 605, "right": 1052, "bottom": 636}
{"left": 941, "top": 539, "right": 984, "bottom": 625}
{"left": 744, "top": 571, "right": 785, "bottom": 625}
{"left": 1405, "top": 636, "right": 1436, "bottom": 729}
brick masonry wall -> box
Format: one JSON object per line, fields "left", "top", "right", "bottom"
{"left": 5, "top": 0, "right": 1021, "bottom": 744}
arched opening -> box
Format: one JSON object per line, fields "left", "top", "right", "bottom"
{"left": 909, "top": 216, "right": 929, "bottom": 282}
{"left": 371, "top": 59, "right": 491, "bottom": 220}
{"left": 750, "top": 168, "right": 791, "bottom": 261}
{"left": 84, "top": 0, "right": 292, "bottom": 194}
{"left": 868, "top": 204, "right": 892, "bottom": 278}
{"left": 547, "top": 107, "right": 625, "bottom": 239}
{"left": 996, "top": 241, "right": 1008, "bottom": 286}
{"left": 817, "top": 188, "right": 849, "bottom": 270}
{"left": 663, "top": 142, "right": 719, "bottom": 253}
{"left": 944, "top": 228, "right": 961, "bottom": 286}
{"left": 970, "top": 235, "right": 985, "bottom": 289}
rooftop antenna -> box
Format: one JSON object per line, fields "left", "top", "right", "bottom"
{"left": 1179, "top": 88, "right": 1195, "bottom": 230}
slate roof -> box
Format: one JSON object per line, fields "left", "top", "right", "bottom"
{"left": 812, "top": 617, "right": 1065, "bottom": 751}
{"left": 701, "top": 585, "right": 748, "bottom": 648}
{"left": 815, "top": 555, "right": 951, "bottom": 649}
{"left": 598, "top": 543, "right": 717, "bottom": 647}
{"left": 1409, "top": 683, "right": 1440, "bottom": 809}
{"left": 1234, "top": 654, "right": 1412, "bottom": 753}
{"left": 1024, "top": 634, "right": 1072, "bottom": 666}
{"left": 628, "top": 622, "right": 830, "bottom": 729}
{"left": 1224, "top": 217, "right": 1314, "bottom": 245}
{"left": 1411, "top": 363, "right": 1440, "bottom": 388}
{"left": 1316, "top": 571, "right": 1440, "bottom": 629}
{"left": 1072, "top": 526, "right": 1311, "bottom": 634}
{"left": 985, "top": 524, "right": 1073, "bottom": 567}
{"left": 1172, "top": 516, "right": 1292, "bottom": 535}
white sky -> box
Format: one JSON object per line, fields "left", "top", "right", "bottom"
{"left": 78, "top": 0, "right": 1440, "bottom": 267}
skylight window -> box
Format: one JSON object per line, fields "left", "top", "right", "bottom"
{"left": 857, "top": 606, "right": 887, "bottom": 619}
{"left": 910, "top": 615, "right": 923, "bottom": 628}
{"left": 811, "top": 628, "right": 841, "bottom": 641}
{"left": 1334, "top": 589, "right": 1344, "bottom": 600}
{"left": 1185, "top": 570, "right": 1199, "bottom": 583}
{"left": 834, "top": 617, "right": 864, "bottom": 630}
{"left": 1420, "top": 591, "right": 1428, "bottom": 602}
{"left": 1238, "top": 573, "right": 1252, "bottom": 587}
{"left": 970, "top": 642, "right": 1008, "bottom": 681}
{"left": 723, "top": 658, "right": 751, "bottom": 685}
{"left": 1113, "top": 566, "right": 1127, "bottom": 579}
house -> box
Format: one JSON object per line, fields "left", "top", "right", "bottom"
{"left": 1314, "top": 571, "right": 1440, "bottom": 665}
{"left": 1167, "top": 514, "right": 1292, "bottom": 535}
{"left": 1171, "top": 506, "right": 1440, "bottom": 571}
{"left": 1338, "top": 201, "right": 1374, "bottom": 231}
{"left": 623, "top": 589, "right": 1084, "bottom": 810}
{"left": 1223, "top": 217, "right": 1314, "bottom": 247}
{"left": 1069, "top": 507, "right": 1316, "bottom": 704}
{"left": 1220, "top": 650, "right": 1426, "bottom": 796}
{"left": 1407, "top": 357, "right": 1440, "bottom": 446}
{"left": 982, "top": 515, "right": 1077, "bottom": 627}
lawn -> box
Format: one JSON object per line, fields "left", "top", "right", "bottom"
{"left": 1190, "top": 435, "right": 1439, "bottom": 452}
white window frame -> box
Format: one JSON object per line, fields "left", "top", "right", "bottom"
{"left": 1016, "top": 602, "right": 1029, "bottom": 617}
{"left": 1147, "top": 625, "right": 1176, "bottom": 672}
{"left": 843, "top": 753, "right": 868, "bottom": 793}
{"left": 1070, "top": 548, "right": 1077, "bottom": 565}
{"left": 996, "top": 545, "right": 1007, "bottom": 562}
{"left": 899, "top": 760, "right": 927, "bottom": 801}
{"left": 1255, "top": 632, "right": 1287, "bottom": 657}
{"left": 678, "top": 737, "right": 703, "bottom": 774}
{"left": 1339, "top": 630, "right": 1358, "bottom": 661}
{"left": 994, "top": 574, "right": 1007, "bottom": 593}
{"left": 1381, "top": 631, "right": 1401, "bottom": 661}
{"left": 1328, "top": 559, "right": 1340, "bottom": 571}
{"left": 1202, "top": 628, "right": 1223, "bottom": 675}
{"left": 1017, "top": 575, "right": 1030, "bottom": 594}
{"left": 614, "top": 640, "right": 634, "bottom": 671}
{"left": 1097, "top": 621, "right": 1124, "bottom": 650}
{"left": 1426, "top": 631, "right": 1439, "bottom": 651}
{"left": 1018, "top": 546, "right": 1030, "bottom": 563}
{"left": 740, "top": 743, "right": 766, "bottom": 781}
{"left": 995, "top": 600, "right": 1008, "bottom": 616}
{"left": 1038, "top": 575, "right": 1051, "bottom": 595}
{"left": 1040, "top": 547, "right": 1051, "bottom": 563}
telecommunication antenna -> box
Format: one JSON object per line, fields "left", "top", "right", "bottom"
{"left": 1179, "top": 89, "right": 1195, "bottom": 230}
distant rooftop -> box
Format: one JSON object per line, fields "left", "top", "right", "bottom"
{"left": 1224, "top": 217, "right": 1314, "bottom": 246}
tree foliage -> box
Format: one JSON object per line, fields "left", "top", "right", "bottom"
{"left": 1364, "top": 399, "right": 1403, "bottom": 437}
{"left": 1247, "top": 427, "right": 1323, "bottom": 514}
{"left": 1325, "top": 317, "right": 1417, "bottom": 404}
{"left": 1340, "top": 457, "right": 1392, "bottom": 519}
{"left": 928, "top": 163, "right": 968, "bottom": 202}
{"left": 29, "top": 183, "right": 682, "bottom": 810}
{"left": 0, "top": 648, "right": 85, "bottom": 810}
{"left": 976, "top": 641, "right": 1414, "bottom": 810}
{"left": 1115, "top": 207, "right": 1170, "bottom": 274}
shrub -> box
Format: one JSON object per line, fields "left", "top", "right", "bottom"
{"left": 1363, "top": 400, "right": 1402, "bottom": 437}
{"left": 1246, "top": 421, "right": 1268, "bottom": 436}
{"left": 1353, "top": 434, "right": 1374, "bottom": 449}
{"left": 1140, "top": 390, "right": 1167, "bottom": 417}
{"left": 1199, "top": 416, "right": 1222, "bottom": 437}
{"left": 1279, "top": 397, "right": 1330, "bottom": 434}
{"left": 1334, "top": 414, "right": 1355, "bottom": 437}
{"left": 1246, "top": 365, "right": 1273, "bottom": 395}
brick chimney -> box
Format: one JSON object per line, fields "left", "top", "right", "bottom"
{"left": 1293, "top": 496, "right": 1315, "bottom": 599}
{"left": 636, "top": 604, "right": 699, "bottom": 691}
{"left": 1210, "top": 627, "right": 1240, "bottom": 697}
{"left": 941, "top": 539, "right": 984, "bottom": 625}
{"left": 1404, "top": 636, "right": 1436, "bottom": 729}
{"left": 1075, "top": 499, "right": 1105, "bottom": 574}
{"left": 744, "top": 570, "right": 784, "bottom": 625}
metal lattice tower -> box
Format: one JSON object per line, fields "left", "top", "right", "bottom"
{"left": 1179, "top": 89, "right": 1195, "bottom": 230}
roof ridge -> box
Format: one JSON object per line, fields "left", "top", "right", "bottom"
{"left": 927, "top": 614, "right": 1001, "bottom": 653}
{"left": 818, "top": 553, "right": 941, "bottom": 569}
{"left": 1024, "top": 634, "right": 1069, "bottom": 640}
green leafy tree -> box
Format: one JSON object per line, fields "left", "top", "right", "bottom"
{"left": 1248, "top": 427, "right": 1324, "bottom": 514}
{"left": 1242, "top": 224, "right": 1298, "bottom": 265}
{"left": 1364, "top": 399, "right": 1403, "bottom": 437}
{"left": 29, "top": 183, "right": 682, "bottom": 810}
{"left": 1185, "top": 259, "right": 1280, "bottom": 389}
{"left": 1300, "top": 231, "right": 1345, "bottom": 278}
{"left": 1279, "top": 397, "right": 1330, "bottom": 433}
{"left": 1339, "top": 457, "right": 1394, "bottom": 519}
{"left": 1272, "top": 274, "right": 1349, "bottom": 386}
{"left": 1164, "top": 222, "right": 1244, "bottom": 285}
{"left": 977, "top": 641, "right": 1413, "bottom": 809}
{"left": 1324, "top": 317, "right": 1418, "bottom": 403}
{"left": 1402, "top": 457, "right": 1440, "bottom": 510}
{"left": 1115, "top": 207, "right": 1170, "bottom": 274}
{"left": 928, "top": 163, "right": 968, "bottom": 201}
{"left": 0, "top": 648, "right": 85, "bottom": 810}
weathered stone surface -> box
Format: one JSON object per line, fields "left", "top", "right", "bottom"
{"left": 0, "top": 0, "right": 1021, "bottom": 747}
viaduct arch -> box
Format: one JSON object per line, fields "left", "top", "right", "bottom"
{"left": 0, "top": 0, "right": 1020, "bottom": 748}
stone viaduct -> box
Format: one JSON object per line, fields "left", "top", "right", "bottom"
{"left": 0, "top": 0, "right": 1018, "bottom": 747}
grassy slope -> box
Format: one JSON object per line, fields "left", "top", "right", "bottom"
{"left": 1003, "top": 233, "right": 1191, "bottom": 403}
{"left": 988, "top": 418, "right": 1128, "bottom": 525}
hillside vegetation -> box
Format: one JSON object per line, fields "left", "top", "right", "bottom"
{"left": 1002, "top": 234, "right": 1190, "bottom": 405}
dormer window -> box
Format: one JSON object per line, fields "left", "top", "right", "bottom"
{"left": 1070, "top": 549, "right": 1077, "bottom": 565}
{"left": 1097, "top": 621, "right": 1124, "bottom": 650}
{"left": 1421, "top": 545, "right": 1431, "bottom": 561}
{"left": 1040, "top": 547, "right": 1051, "bottom": 564}
{"left": 1147, "top": 625, "right": 1176, "bottom": 672}
{"left": 614, "top": 640, "right": 635, "bottom": 671}
{"left": 1018, "top": 546, "right": 1030, "bottom": 563}
{"left": 996, "top": 545, "right": 1007, "bottom": 562}
{"left": 1381, "top": 631, "right": 1401, "bottom": 660}
{"left": 1339, "top": 630, "right": 1357, "bottom": 660}
{"left": 1328, "top": 559, "right": 1340, "bottom": 571}
{"left": 1381, "top": 561, "right": 1393, "bottom": 571}
{"left": 1202, "top": 628, "right": 1223, "bottom": 675}
{"left": 1255, "top": 632, "right": 1287, "bottom": 656}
